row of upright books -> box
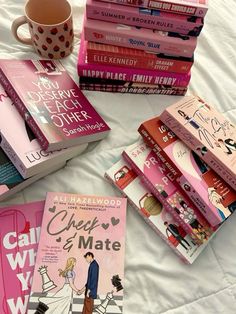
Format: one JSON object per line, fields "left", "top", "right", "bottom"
{"left": 105, "top": 95, "right": 236, "bottom": 264}
{"left": 77, "top": 0, "right": 208, "bottom": 95}
{"left": 0, "top": 59, "right": 110, "bottom": 201}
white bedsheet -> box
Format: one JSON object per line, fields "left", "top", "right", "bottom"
{"left": 1, "top": 0, "right": 236, "bottom": 313}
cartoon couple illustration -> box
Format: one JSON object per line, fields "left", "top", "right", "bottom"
{"left": 36, "top": 252, "right": 99, "bottom": 314}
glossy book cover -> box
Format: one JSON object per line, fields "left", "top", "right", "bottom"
{"left": 139, "top": 117, "right": 236, "bottom": 226}
{"left": 0, "top": 59, "right": 110, "bottom": 152}
{"left": 0, "top": 201, "right": 44, "bottom": 314}
{"left": 28, "top": 192, "right": 127, "bottom": 314}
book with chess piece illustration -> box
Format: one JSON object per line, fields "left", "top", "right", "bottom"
{"left": 0, "top": 201, "right": 44, "bottom": 314}
{"left": 27, "top": 192, "right": 127, "bottom": 314}
{"left": 0, "top": 59, "right": 110, "bottom": 152}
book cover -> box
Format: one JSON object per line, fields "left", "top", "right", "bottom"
{"left": 122, "top": 138, "right": 215, "bottom": 243}
{"left": 84, "top": 18, "right": 197, "bottom": 58}
{"left": 78, "top": 35, "right": 191, "bottom": 87}
{"left": 0, "top": 147, "right": 64, "bottom": 202}
{"left": 0, "top": 84, "right": 88, "bottom": 178}
{"left": 160, "top": 95, "right": 236, "bottom": 191}
{"left": 139, "top": 117, "right": 236, "bottom": 226}
{"left": 0, "top": 59, "right": 110, "bottom": 152}
{"left": 87, "top": 41, "right": 194, "bottom": 74}
{"left": 95, "top": 0, "right": 208, "bottom": 17}
{"left": 27, "top": 192, "right": 127, "bottom": 314}
{"left": 0, "top": 201, "right": 44, "bottom": 314}
{"left": 87, "top": 0, "right": 204, "bottom": 35}
{"left": 105, "top": 157, "right": 212, "bottom": 264}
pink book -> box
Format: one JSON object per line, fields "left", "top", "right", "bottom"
{"left": 122, "top": 138, "right": 215, "bottom": 243}
{"left": 139, "top": 117, "right": 236, "bottom": 226}
{"left": 0, "top": 201, "right": 44, "bottom": 314}
{"left": 84, "top": 18, "right": 197, "bottom": 58}
{"left": 87, "top": 0, "right": 204, "bottom": 35}
{"left": 0, "top": 84, "right": 87, "bottom": 178}
{"left": 78, "top": 35, "right": 191, "bottom": 87}
{"left": 105, "top": 158, "right": 214, "bottom": 264}
{"left": 160, "top": 95, "right": 236, "bottom": 191}
{"left": 0, "top": 59, "right": 110, "bottom": 152}
{"left": 27, "top": 192, "right": 127, "bottom": 314}
{"left": 95, "top": 0, "right": 208, "bottom": 17}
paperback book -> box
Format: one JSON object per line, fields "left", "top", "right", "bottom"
{"left": 27, "top": 192, "right": 127, "bottom": 314}
{"left": 160, "top": 95, "right": 236, "bottom": 190}
{"left": 122, "top": 138, "right": 215, "bottom": 243}
{"left": 0, "top": 201, "right": 44, "bottom": 314}
{"left": 0, "top": 59, "right": 110, "bottom": 152}
{"left": 0, "top": 84, "right": 88, "bottom": 178}
{"left": 139, "top": 117, "right": 236, "bottom": 226}
{"left": 105, "top": 158, "right": 211, "bottom": 264}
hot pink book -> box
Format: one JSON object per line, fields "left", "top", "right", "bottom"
{"left": 139, "top": 117, "right": 236, "bottom": 226}
{"left": 160, "top": 95, "right": 236, "bottom": 191}
{"left": 95, "top": 0, "right": 208, "bottom": 17}
{"left": 0, "top": 201, "right": 44, "bottom": 314}
{"left": 27, "top": 192, "right": 127, "bottom": 313}
{"left": 105, "top": 158, "right": 214, "bottom": 264}
{"left": 87, "top": 0, "right": 204, "bottom": 35}
{"left": 78, "top": 35, "right": 191, "bottom": 87}
{"left": 84, "top": 18, "right": 197, "bottom": 58}
{"left": 0, "top": 59, "right": 110, "bottom": 152}
{"left": 122, "top": 138, "right": 215, "bottom": 243}
{"left": 0, "top": 84, "right": 87, "bottom": 178}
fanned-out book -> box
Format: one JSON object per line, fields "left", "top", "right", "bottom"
{"left": 0, "top": 147, "right": 64, "bottom": 202}
{"left": 0, "top": 201, "right": 44, "bottom": 314}
{"left": 139, "top": 116, "right": 236, "bottom": 226}
{"left": 160, "top": 95, "right": 236, "bottom": 190}
{"left": 105, "top": 158, "right": 212, "bottom": 264}
{"left": 0, "top": 59, "right": 110, "bottom": 152}
{"left": 122, "top": 138, "right": 215, "bottom": 243}
{"left": 0, "top": 84, "right": 88, "bottom": 179}
{"left": 27, "top": 192, "right": 127, "bottom": 314}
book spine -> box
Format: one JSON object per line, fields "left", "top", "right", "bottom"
{"left": 160, "top": 110, "right": 236, "bottom": 191}
{"left": 87, "top": 43, "right": 193, "bottom": 74}
{"left": 104, "top": 172, "right": 190, "bottom": 264}
{"left": 95, "top": 0, "right": 208, "bottom": 17}
{"left": 122, "top": 151, "right": 203, "bottom": 243}
{"left": 0, "top": 69, "right": 49, "bottom": 151}
{"left": 84, "top": 20, "right": 196, "bottom": 57}
{"left": 86, "top": 0, "right": 203, "bottom": 35}
{"left": 79, "top": 82, "right": 187, "bottom": 95}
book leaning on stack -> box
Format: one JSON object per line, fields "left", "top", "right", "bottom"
{"left": 105, "top": 94, "right": 236, "bottom": 264}
{"left": 77, "top": 0, "right": 208, "bottom": 95}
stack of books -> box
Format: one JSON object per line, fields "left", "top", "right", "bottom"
{"left": 0, "top": 59, "right": 110, "bottom": 201}
{"left": 105, "top": 95, "right": 236, "bottom": 264}
{"left": 77, "top": 0, "right": 208, "bottom": 95}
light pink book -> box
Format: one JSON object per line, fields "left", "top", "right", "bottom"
{"left": 87, "top": 0, "right": 204, "bottom": 35}
{"left": 139, "top": 117, "right": 236, "bottom": 226}
{"left": 105, "top": 158, "right": 213, "bottom": 264}
{"left": 84, "top": 18, "right": 197, "bottom": 58}
{"left": 78, "top": 34, "right": 191, "bottom": 87}
{"left": 0, "top": 59, "right": 110, "bottom": 152}
{"left": 122, "top": 138, "right": 215, "bottom": 243}
{"left": 95, "top": 0, "right": 208, "bottom": 17}
{"left": 27, "top": 192, "right": 127, "bottom": 314}
{"left": 0, "top": 201, "right": 44, "bottom": 314}
{"left": 160, "top": 95, "right": 236, "bottom": 191}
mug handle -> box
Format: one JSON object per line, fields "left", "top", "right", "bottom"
{"left": 11, "top": 16, "right": 33, "bottom": 45}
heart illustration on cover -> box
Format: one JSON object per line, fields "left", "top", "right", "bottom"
{"left": 49, "top": 206, "right": 56, "bottom": 213}
{"left": 56, "top": 237, "right": 61, "bottom": 242}
{"left": 101, "top": 223, "right": 109, "bottom": 230}
{"left": 111, "top": 217, "right": 120, "bottom": 226}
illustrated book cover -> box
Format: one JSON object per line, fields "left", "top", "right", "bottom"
{"left": 0, "top": 59, "right": 110, "bottom": 152}
{"left": 105, "top": 157, "right": 212, "bottom": 264}
{"left": 0, "top": 201, "right": 44, "bottom": 314}
{"left": 139, "top": 117, "right": 236, "bottom": 226}
{"left": 160, "top": 95, "right": 236, "bottom": 190}
{"left": 27, "top": 192, "right": 127, "bottom": 314}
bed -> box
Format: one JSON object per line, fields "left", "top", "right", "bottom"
{"left": 1, "top": 0, "right": 236, "bottom": 313}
